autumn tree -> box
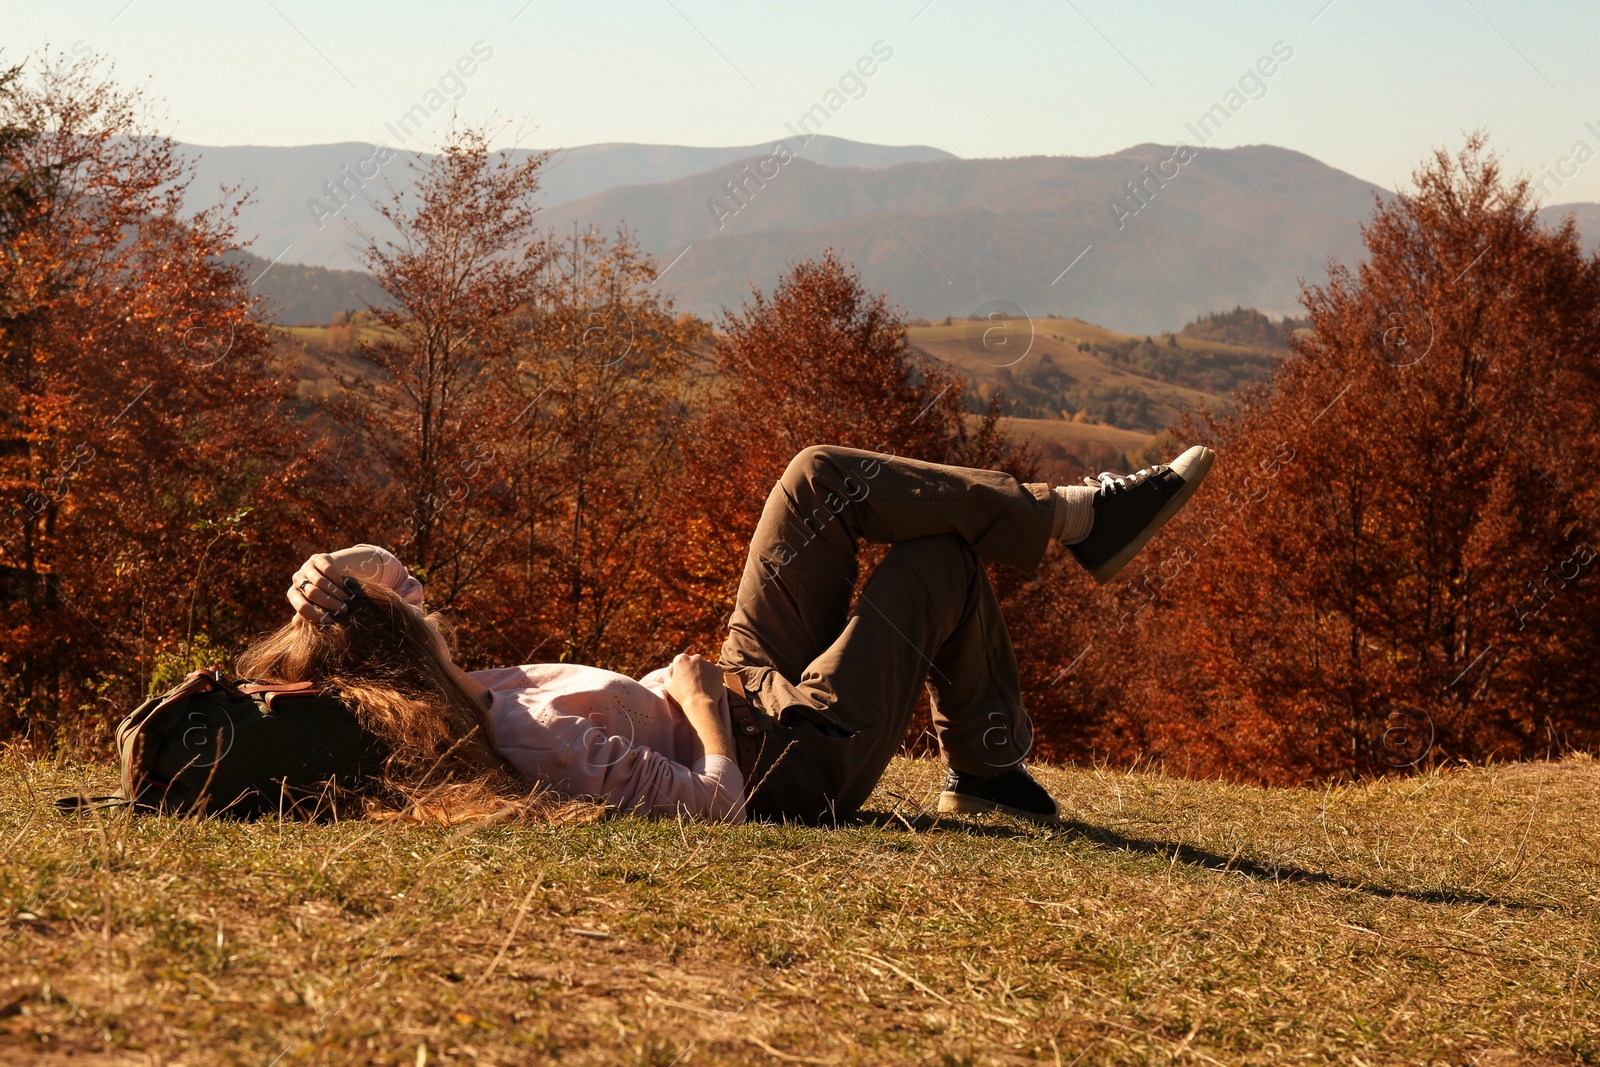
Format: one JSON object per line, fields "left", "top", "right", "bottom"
{"left": 1059, "top": 136, "right": 1600, "bottom": 781}
{"left": 472, "top": 225, "right": 704, "bottom": 670}
{"left": 668, "top": 251, "right": 1033, "bottom": 672}
{"left": 332, "top": 126, "right": 557, "bottom": 607}
{"left": 0, "top": 50, "right": 310, "bottom": 742}
{"left": 326, "top": 128, "right": 703, "bottom": 672}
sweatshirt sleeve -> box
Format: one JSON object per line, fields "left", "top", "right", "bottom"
{"left": 350, "top": 543, "right": 425, "bottom": 609}
{"left": 495, "top": 709, "right": 747, "bottom": 823}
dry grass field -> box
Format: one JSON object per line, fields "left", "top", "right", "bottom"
{"left": 960, "top": 412, "right": 1157, "bottom": 484}
{"left": 906, "top": 316, "right": 1267, "bottom": 413}
{"left": 919, "top": 316, "right": 1279, "bottom": 477}
{"left": 272, "top": 316, "right": 1255, "bottom": 480}
{"left": 3, "top": 752, "right": 1597, "bottom": 1065}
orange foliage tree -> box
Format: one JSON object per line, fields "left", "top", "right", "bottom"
{"left": 332, "top": 128, "right": 556, "bottom": 602}
{"left": 480, "top": 225, "right": 705, "bottom": 670}
{"left": 1041, "top": 137, "right": 1600, "bottom": 781}
{"left": 318, "top": 127, "right": 703, "bottom": 673}
{"left": 666, "top": 251, "right": 1034, "bottom": 669}
{"left": 0, "top": 53, "right": 310, "bottom": 742}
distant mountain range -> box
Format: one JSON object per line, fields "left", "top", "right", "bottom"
{"left": 189, "top": 138, "right": 1600, "bottom": 331}
{"left": 179, "top": 136, "right": 955, "bottom": 274}
{"left": 543, "top": 143, "right": 1384, "bottom": 333}
{"left": 1545, "top": 201, "right": 1600, "bottom": 248}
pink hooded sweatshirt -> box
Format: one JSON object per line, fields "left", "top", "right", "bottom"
{"left": 356, "top": 545, "right": 746, "bottom": 822}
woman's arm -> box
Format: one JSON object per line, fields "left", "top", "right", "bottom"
{"left": 660, "top": 653, "right": 734, "bottom": 762}
{"left": 287, "top": 544, "right": 423, "bottom": 621}
{"left": 496, "top": 703, "right": 745, "bottom": 822}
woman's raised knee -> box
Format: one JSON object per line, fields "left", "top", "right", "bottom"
{"left": 781, "top": 445, "right": 841, "bottom": 491}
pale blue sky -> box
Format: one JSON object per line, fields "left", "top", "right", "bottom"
{"left": 6, "top": 0, "right": 1599, "bottom": 204}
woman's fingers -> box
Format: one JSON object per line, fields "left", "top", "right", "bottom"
{"left": 304, "top": 554, "right": 348, "bottom": 598}
{"left": 312, "top": 575, "right": 348, "bottom": 608}
{"left": 664, "top": 652, "right": 724, "bottom": 700}
{"left": 285, "top": 552, "right": 353, "bottom": 620}
{"left": 292, "top": 571, "right": 348, "bottom": 613}
{"left": 698, "top": 659, "right": 724, "bottom": 689}
{"left": 286, "top": 584, "right": 329, "bottom": 622}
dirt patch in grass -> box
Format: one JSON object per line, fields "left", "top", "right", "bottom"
{"left": 2, "top": 753, "right": 1597, "bottom": 1064}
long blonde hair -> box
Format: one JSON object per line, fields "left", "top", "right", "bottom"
{"left": 237, "top": 578, "right": 519, "bottom": 817}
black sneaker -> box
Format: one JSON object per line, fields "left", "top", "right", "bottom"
{"left": 1068, "top": 445, "right": 1215, "bottom": 584}
{"left": 937, "top": 767, "right": 1061, "bottom": 824}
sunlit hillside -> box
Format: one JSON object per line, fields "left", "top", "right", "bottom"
{"left": 912, "top": 313, "right": 1287, "bottom": 477}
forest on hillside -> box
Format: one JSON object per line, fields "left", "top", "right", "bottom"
{"left": 4, "top": 56, "right": 1599, "bottom": 783}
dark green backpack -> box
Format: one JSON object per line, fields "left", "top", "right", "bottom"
{"left": 58, "top": 667, "right": 387, "bottom": 818}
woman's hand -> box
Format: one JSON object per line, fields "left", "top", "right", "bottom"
{"left": 286, "top": 546, "right": 388, "bottom": 621}
{"left": 662, "top": 653, "right": 734, "bottom": 762}
{"left": 662, "top": 652, "right": 725, "bottom": 709}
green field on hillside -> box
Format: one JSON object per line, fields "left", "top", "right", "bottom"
{"left": 910, "top": 317, "right": 1283, "bottom": 439}
{"left": 271, "top": 314, "right": 1278, "bottom": 478}
{"left": 4, "top": 753, "right": 1594, "bottom": 1065}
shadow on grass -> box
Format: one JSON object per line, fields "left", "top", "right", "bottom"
{"left": 853, "top": 809, "right": 1549, "bottom": 911}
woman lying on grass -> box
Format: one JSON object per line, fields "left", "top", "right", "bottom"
{"left": 242, "top": 445, "right": 1213, "bottom": 825}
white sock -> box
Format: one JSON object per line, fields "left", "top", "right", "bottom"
{"left": 1051, "top": 485, "right": 1096, "bottom": 545}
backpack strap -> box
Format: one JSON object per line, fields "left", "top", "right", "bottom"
{"left": 54, "top": 796, "right": 133, "bottom": 814}
{"left": 152, "top": 667, "right": 233, "bottom": 708}
{"left": 238, "top": 679, "right": 330, "bottom": 711}
{"left": 237, "top": 680, "right": 320, "bottom": 695}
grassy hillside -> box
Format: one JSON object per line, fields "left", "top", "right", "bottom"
{"left": 976, "top": 414, "right": 1160, "bottom": 482}
{"left": 918, "top": 315, "right": 1284, "bottom": 478}
{"left": 4, "top": 753, "right": 1596, "bottom": 1064}
{"left": 269, "top": 312, "right": 1277, "bottom": 481}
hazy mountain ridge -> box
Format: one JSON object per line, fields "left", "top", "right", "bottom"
{"left": 227, "top": 250, "right": 389, "bottom": 326}
{"left": 211, "top": 138, "right": 1600, "bottom": 330}
{"left": 542, "top": 143, "right": 1386, "bottom": 332}
{"left": 178, "top": 136, "right": 955, "bottom": 273}
{"left": 1541, "top": 201, "right": 1600, "bottom": 248}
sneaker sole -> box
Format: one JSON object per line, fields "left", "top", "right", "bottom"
{"left": 1087, "top": 445, "right": 1216, "bottom": 584}
{"left": 937, "top": 791, "right": 1062, "bottom": 825}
